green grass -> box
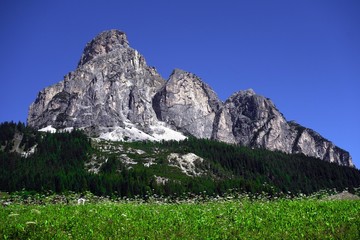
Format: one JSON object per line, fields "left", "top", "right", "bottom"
{"left": 1, "top": 198, "right": 359, "bottom": 239}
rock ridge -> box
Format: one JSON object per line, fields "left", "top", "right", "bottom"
{"left": 78, "top": 30, "right": 129, "bottom": 67}
{"left": 27, "top": 30, "right": 353, "bottom": 167}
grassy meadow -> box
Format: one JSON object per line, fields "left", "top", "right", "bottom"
{"left": 1, "top": 192, "right": 359, "bottom": 239}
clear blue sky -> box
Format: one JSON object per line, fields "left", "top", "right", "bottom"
{"left": 1, "top": 0, "right": 359, "bottom": 168}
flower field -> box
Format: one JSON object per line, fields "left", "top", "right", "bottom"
{"left": 1, "top": 192, "right": 359, "bottom": 239}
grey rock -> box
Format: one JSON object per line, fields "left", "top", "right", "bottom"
{"left": 289, "top": 121, "right": 353, "bottom": 166}
{"left": 226, "top": 89, "right": 296, "bottom": 152}
{"left": 153, "top": 69, "right": 235, "bottom": 143}
{"left": 27, "top": 29, "right": 353, "bottom": 166}
{"left": 28, "top": 30, "right": 165, "bottom": 136}
{"left": 225, "top": 89, "right": 353, "bottom": 167}
{"left": 78, "top": 30, "right": 129, "bottom": 67}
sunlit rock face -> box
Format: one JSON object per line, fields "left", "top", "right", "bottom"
{"left": 28, "top": 29, "right": 353, "bottom": 167}
{"left": 152, "top": 69, "right": 235, "bottom": 143}
{"left": 289, "top": 122, "right": 353, "bottom": 167}
{"left": 225, "top": 89, "right": 296, "bottom": 153}
{"left": 28, "top": 30, "right": 166, "bottom": 138}
{"left": 225, "top": 90, "right": 353, "bottom": 167}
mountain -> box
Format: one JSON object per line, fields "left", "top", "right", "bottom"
{"left": 225, "top": 90, "right": 352, "bottom": 166}
{"left": 153, "top": 69, "right": 235, "bottom": 143}
{"left": 27, "top": 29, "right": 353, "bottom": 167}
{"left": 27, "top": 30, "right": 183, "bottom": 142}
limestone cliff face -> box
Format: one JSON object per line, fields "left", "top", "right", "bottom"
{"left": 225, "top": 90, "right": 353, "bottom": 167}
{"left": 28, "top": 30, "right": 165, "bottom": 135}
{"left": 28, "top": 29, "right": 353, "bottom": 166}
{"left": 289, "top": 122, "right": 353, "bottom": 166}
{"left": 153, "top": 69, "right": 235, "bottom": 143}
{"left": 225, "top": 89, "right": 296, "bottom": 153}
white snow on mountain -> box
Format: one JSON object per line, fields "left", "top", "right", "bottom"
{"left": 98, "top": 122, "right": 186, "bottom": 142}
{"left": 38, "top": 125, "right": 57, "bottom": 133}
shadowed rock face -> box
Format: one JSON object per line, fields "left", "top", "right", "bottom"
{"left": 28, "top": 29, "right": 353, "bottom": 167}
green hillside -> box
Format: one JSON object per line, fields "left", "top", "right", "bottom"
{"left": 1, "top": 121, "right": 359, "bottom": 197}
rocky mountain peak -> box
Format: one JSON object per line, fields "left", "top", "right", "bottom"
{"left": 239, "top": 88, "right": 256, "bottom": 96}
{"left": 28, "top": 29, "right": 166, "bottom": 140}
{"left": 28, "top": 29, "right": 353, "bottom": 167}
{"left": 226, "top": 90, "right": 293, "bottom": 151}
{"left": 169, "top": 68, "right": 186, "bottom": 77}
{"left": 169, "top": 68, "right": 195, "bottom": 81}
{"left": 78, "top": 30, "right": 129, "bottom": 67}
{"left": 226, "top": 89, "right": 279, "bottom": 121}
{"left": 153, "top": 68, "right": 235, "bottom": 142}
{"left": 154, "top": 68, "right": 218, "bottom": 134}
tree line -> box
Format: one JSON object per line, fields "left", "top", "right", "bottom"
{"left": 0, "top": 122, "right": 359, "bottom": 197}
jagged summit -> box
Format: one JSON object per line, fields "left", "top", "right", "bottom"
{"left": 170, "top": 68, "right": 187, "bottom": 75}
{"left": 153, "top": 67, "right": 234, "bottom": 141}
{"left": 230, "top": 88, "right": 256, "bottom": 97}
{"left": 169, "top": 68, "right": 199, "bottom": 80}
{"left": 78, "top": 30, "right": 129, "bottom": 66}
{"left": 28, "top": 29, "right": 166, "bottom": 138}
{"left": 28, "top": 29, "right": 353, "bottom": 167}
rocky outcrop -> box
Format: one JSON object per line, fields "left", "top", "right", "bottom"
{"left": 153, "top": 69, "right": 235, "bottom": 143}
{"left": 27, "top": 29, "right": 353, "bottom": 167}
{"left": 225, "top": 89, "right": 353, "bottom": 167}
{"left": 225, "top": 89, "right": 296, "bottom": 153}
{"left": 289, "top": 121, "right": 352, "bottom": 166}
{"left": 28, "top": 30, "right": 166, "bottom": 137}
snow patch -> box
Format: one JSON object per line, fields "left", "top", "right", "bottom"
{"left": 38, "top": 125, "right": 57, "bottom": 133}
{"left": 168, "top": 153, "right": 205, "bottom": 176}
{"left": 98, "top": 122, "right": 156, "bottom": 141}
{"left": 150, "top": 122, "right": 187, "bottom": 141}
{"left": 38, "top": 122, "right": 186, "bottom": 143}
{"left": 98, "top": 122, "right": 186, "bottom": 142}
{"left": 58, "top": 127, "right": 74, "bottom": 133}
